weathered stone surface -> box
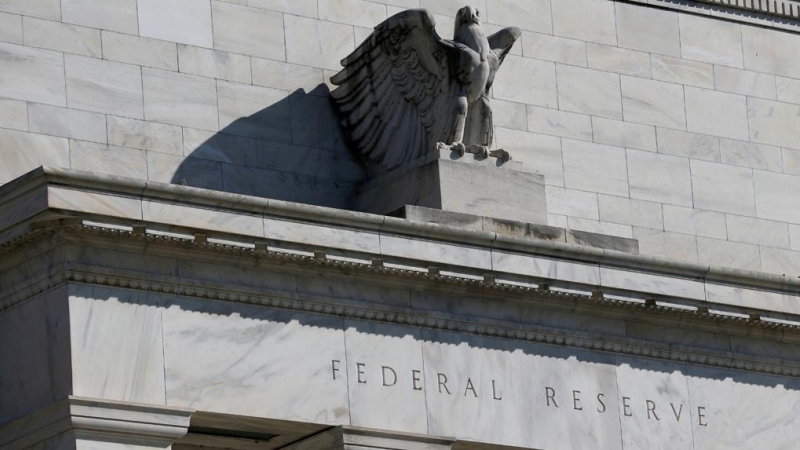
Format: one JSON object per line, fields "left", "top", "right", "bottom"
{"left": 633, "top": 228, "right": 698, "bottom": 262}
{"left": 551, "top": 0, "right": 616, "bottom": 45}
{"left": 178, "top": 45, "right": 252, "bottom": 84}
{"left": 691, "top": 160, "right": 755, "bottom": 216}
{"left": 28, "top": 103, "right": 107, "bottom": 144}
{"left": 562, "top": 139, "right": 628, "bottom": 197}
{"left": 714, "top": 65, "right": 776, "bottom": 99}
{"left": 494, "top": 127, "right": 564, "bottom": 186}
{"left": 0, "top": 42, "right": 65, "bottom": 107}
{"left": 252, "top": 58, "right": 324, "bottom": 94}
{"left": 776, "top": 76, "right": 800, "bottom": 104}
{"left": 247, "top": 0, "right": 318, "bottom": 17}
{"left": 102, "top": 32, "right": 179, "bottom": 71}
{"left": 0, "top": 129, "right": 69, "bottom": 184}
{"left": 568, "top": 216, "right": 632, "bottom": 239}
{"left": 22, "top": 17, "right": 101, "bottom": 57}
{"left": 0, "top": 0, "right": 60, "bottom": 21}
{"left": 0, "top": 97, "right": 27, "bottom": 131}
{"left": 138, "top": 0, "right": 213, "bottom": 47}
{"left": 491, "top": 99, "right": 527, "bottom": 132}
{"left": 142, "top": 68, "right": 218, "bottom": 131}
{"left": 748, "top": 97, "right": 800, "bottom": 150}
{"left": 319, "top": 0, "right": 388, "bottom": 29}
{"left": 697, "top": 237, "right": 761, "bottom": 271}
{"left": 719, "top": 139, "right": 782, "bottom": 172}
{"left": 493, "top": 56, "right": 557, "bottom": 107}
{"left": 656, "top": 128, "right": 719, "bottom": 162}
{"left": 556, "top": 64, "right": 621, "bottom": 119}
{"left": 615, "top": 2, "right": 680, "bottom": 57}
{"left": 622, "top": 76, "right": 686, "bottom": 129}
{"left": 285, "top": 15, "right": 355, "bottom": 71}
{"left": 545, "top": 185, "right": 599, "bottom": 220}
{"left": 742, "top": 24, "right": 800, "bottom": 79}
{"left": 726, "top": 214, "right": 789, "bottom": 248}
{"left": 218, "top": 81, "right": 291, "bottom": 142}
{"left": 146, "top": 152, "right": 223, "bottom": 190}
{"left": 663, "top": 205, "right": 727, "bottom": 240}
{"left": 587, "top": 44, "right": 650, "bottom": 78}
{"left": 753, "top": 170, "right": 800, "bottom": 224}
{"left": 107, "top": 116, "right": 183, "bottom": 155}
{"left": 62, "top": 0, "right": 138, "bottom": 35}
{"left": 485, "top": 0, "right": 552, "bottom": 33}
{"left": 684, "top": 87, "right": 749, "bottom": 141}
{"left": 65, "top": 55, "right": 143, "bottom": 119}
{"left": 651, "top": 54, "right": 714, "bottom": 89}
{"left": 598, "top": 195, "right": 663, "bottom": 230}
{"left": 592, "top": 117, "right": 656, "bottom": 152}
{"left": 679, "top": 14, "right": 743, "bottom": 68}
{"left": 627, "top": 149, "right": 692, "bottom": 207}
{"left": 212, "top": 2, "right": 285, "bottom": 60}
{"left": 526, "top": 105, "right": 592, "bottom": 142}
{"left": 70, "top": 140, "right": 148, "bottom": 179}
{"left": 0, "top": 12, "right": 21, "bottom": 45}
{"left": 521, "top": 31, "right": 586, "bottom": 66}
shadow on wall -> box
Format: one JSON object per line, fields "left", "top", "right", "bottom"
{"left": 170, "top": 85, "right": 367, "bottom": 209}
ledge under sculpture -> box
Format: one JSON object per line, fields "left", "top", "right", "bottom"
{"left": 330, "top": 6, "right": 521, "bottom": 175}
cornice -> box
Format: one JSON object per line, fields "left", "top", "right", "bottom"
{"left": 623, "top": 0, "right": 800, "bottom": 32}
{"left": 2, "top": 223, "right": 799, "bottom": 379}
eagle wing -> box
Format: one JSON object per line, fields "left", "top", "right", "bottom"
{"left": 485, "top": 26, "right": 521, "bottom": 90}
{"left": 330, "top": 9, "right": 458, "bottom": 174}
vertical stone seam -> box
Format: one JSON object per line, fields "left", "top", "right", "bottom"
{"left": 612, "top": 354, "right": 626, "bottom": 450}
{"left": 341, "top": 318, "right": 353, "bottom": 426}
{"left": 159, "top": 307, "right": 168, "bottom": 405}
{"left": 684, "top": 373, "right": 699, "bottom": 450}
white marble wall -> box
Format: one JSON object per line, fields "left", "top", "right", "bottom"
{"left": 65, "top": 288, "right": 800, "bottom": 450}
{"left": 4, "top": 0, "right": 800, "bottom": 274}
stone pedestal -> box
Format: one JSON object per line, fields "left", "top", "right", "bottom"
{"left": 354, "top": 149, "right": 547, "bottom": 225}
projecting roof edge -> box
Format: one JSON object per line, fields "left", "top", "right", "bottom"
{"left": 630, "top": 0, "right": 800, "bottom": 32}
{"left": 1, "top": 166, "right": 799, "bottom": 296}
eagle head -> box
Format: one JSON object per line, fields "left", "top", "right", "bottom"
{"left": 455, "top": 6, "right": 481, "bottom": 26}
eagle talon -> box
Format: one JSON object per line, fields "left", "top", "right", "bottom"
{"left": 489, "top": 148, "right": 511, "bottom": 162}
{"left": 451, "top": 143, "right": 466, "bottom": 157}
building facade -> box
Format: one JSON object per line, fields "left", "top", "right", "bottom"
{"left": 3, "top": 0, "right": 800, "bottom": 449}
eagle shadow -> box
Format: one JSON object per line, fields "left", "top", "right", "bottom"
{"left": 170, "top": 85, "right": 367, "bottom": 209}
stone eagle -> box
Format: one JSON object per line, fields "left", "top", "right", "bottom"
{"left": 330, "top": 6, "right": 521, "bottom": 174}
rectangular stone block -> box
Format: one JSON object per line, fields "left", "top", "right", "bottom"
{"left": 719, "top": 138, "right": 782, "bottom": 172}
{"left": 22, "top": 17, "right": 100, "bottom": 57}
{"left": 146, "top": 152, "right": 223, "bottom": 190}
{"left": 492, "top": 56, "right": 557, "bottom": 108}
{"left": 633, "top": 228, "right": 698, "bottom": 263}
{"left": 776, "top": 76, "right": 800, "bottom": 104}
{"left": 690, "top": 160, "right": 755, "bottom": 216}
{"left": 0, "top": 12, "right": 21, "bottom": 45}
{"left": 107, "top": 116, "right": 183, "bottom": 155}
{"left": 319, "top": 0, "right": 387, "bottom": 29}
{"left": 684, "top": 87, "right": 748, "bottom": 141}
{"left": 760, "top": 247, "right": 800, "bottom": 276}
{"left": 247, "top": 0, "right": 318, "bottom": 17}
{"left": 783, "top": 148, "right": 800, "bottom": 176}
{"left": 563, "top": 139, "right": 628, "bottom": 197}
{"left": 70, "top": 140, "right": 147, "bottom": 179}
{"left": 28, "top": 103, "right": 107, "bottom": 144}
{"left": 598, "top": 195, "right": 662, "bottom": 230}
{"left": 545, "top": 185, "right": 598, "bottom": 220}
{"left": 551, "top": 0, "right": 616, "bottom": 45}
{"left": 142, "top": 68, "right": 218, "bottom": 131}
{"left": 0, "top": 97, "right": 27, "bottom": 131}
{"left": 651, "top": 54, "right": 713, "bottom": 89}
{"left": 494, "top": 127, "right": 564, "bottom": 186}
{"left": 62, "top": 0, "right": 138, "bottom": 35}
{"left": 419, "top": 0, "right": 486, "bottom": 17}
{"left": 741, "top": 24, "right": 800, "bottom": 79}
{"left": 252, "top": 58, "right": 324, "bottom": 94}
{"left": 592, "top": 117, "right": 656, "bottom": 152}
{"left": 101, "top": 31, "right": 179, "bottom": 71}
{"left": 621, "top": 76, "right": 685, "bottom": 129}
{"left": 138, "top": 0, "right": 213, "bottom": 47}
{"left": 615, "top": 2, "right": 680, "bottom": 57}
{"left": 289, "top": 91, "right": 347, "bottom": 152}
{"left": 521, "top": 32, "right": 586, "bottom": 66}
{"left": 714, "top": 65, "right": 776, "bottom": 99}
{"left": 753, "top": 170, "right": 800, "bottom": 224}
{"left": 257, "top": 142, "right": 364, "bottom": 183}
{"left": 627, "top": 149, "right": 692, "bottom": 207}
{"left": 697, "top": 237, "right": 760, "bottom": 271}
{"left": 663, "top": 205, "right": 726, "bottom": 240}
{"left": 178, "top": 45, "right": 252, "bottom": 84}
{"left": 218, "top": 81, "right": 291, "bottom": 142}
{"left": 726, "top": 214, "right": 789, "bottom": 248}
{"left": 526, "top": 105, "right": 591, "bottom": 141}
{"left": 748, "top": 97, "right": 800, "bottom": 150}
{"left": 184, "top": 127, "right": 258, "bottom": 166}
{"left": 65, "top": 55, "right": 143, "bottom": 119}
{"left": 48, "top": 186, "right": 143, "bottom": 221}
{"left": 587, "top": 44, "right": 650, "bottom": 78}
{"left": 0, "top": 0, "right": 60, "bottom": 20}
{"left": 0, "top": 42, "right": 65, "bottom": 107}
{"left": 656, "top": 127, "right": 719, "bottom": 162}
{"left": 491, "top": 99, "right": 527, "bottom": 132}
{"left": 567, "top": 216, "right": 632, "bottom": 239}
{"left": 212, "top": 2, "right": 284, "bottom": 60}
{"left": 556, "top": 64, "right": 621, "bottom": 119}
{"left": 0, "top": 128, "right": 69, "bottom": 184}
{"left": 285, "top": 15, "right": 354, "bottom": 71}
{"left": 679, "top": 14, "right": 743, "bottom": 68}
{"left": 485, "top": 0, "right": 552, "bottom": 34}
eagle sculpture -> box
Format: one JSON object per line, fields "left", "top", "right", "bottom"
{"left": 330, "top": 6, "right": 521, "bottom": 175}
